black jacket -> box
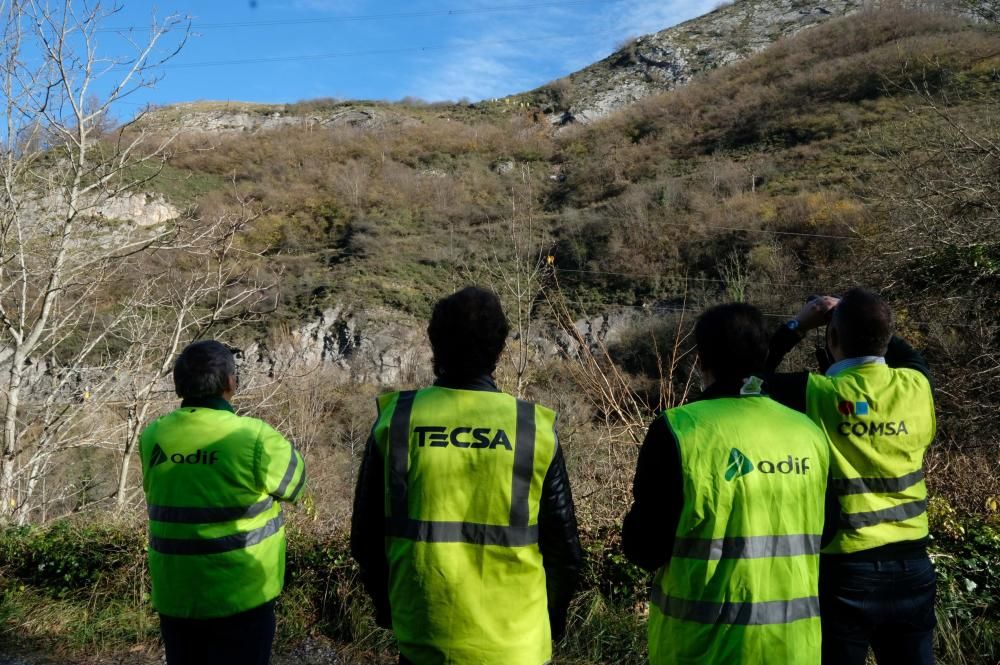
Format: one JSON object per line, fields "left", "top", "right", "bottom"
{"left": 764, "top": 324, "right": 933, "bottom": 560}
{"left": 350, "top": 375, "right": 583, "bottom": 640}
{"left": 622, "top": 379, "right": 747, "bottom": 573}
{"left": 764, "top": 324, "right": 933, "bottom": 412}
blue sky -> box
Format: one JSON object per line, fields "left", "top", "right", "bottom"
{"left": 94, "top": 0, "right": 718, "bottom": 114}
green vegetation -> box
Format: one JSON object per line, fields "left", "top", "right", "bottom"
{"left": 2, "top": 5, "right": 998, "bottom": 663}
{"left": 1, "top": 514, "right": 998, "bottom": 663}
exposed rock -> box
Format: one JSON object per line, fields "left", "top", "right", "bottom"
{"left": 95, "top": 193, "right": 179, "bottom": 227}
{"left": 151, "top": 103, "right": 391, "bottom": 135}
{"left": 492, "top": 160, "right": 516, "bottom": 175}
{"left": 546, "top": 0, "right": 864, "bottom": 125}
{"left": 243, "top": 305, "right": 432, "bottom": 388}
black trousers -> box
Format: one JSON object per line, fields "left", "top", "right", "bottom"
{"left": 160, "top": 600, "right": 276, "bottom": 665}
{"left": 820, "top": 556, "right": 936, "bottom": 665}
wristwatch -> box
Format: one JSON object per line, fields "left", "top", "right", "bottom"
{"left": 785, "top": 319, "right": 804, "bottom": 337}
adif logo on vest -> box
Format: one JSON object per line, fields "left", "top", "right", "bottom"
{"left": 149, "top": 444, "right": 219, "bottom": 466}
{"left": 724, "top": 448, "right": 811, "bottom": 481}
{"left": 150, "top": 444, "right": 168, "bottom": 468}
{"left": 725, "top": 448, "right": 754, "bottom": 481}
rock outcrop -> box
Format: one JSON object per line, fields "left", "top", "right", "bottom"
{"left": 146, "top": 103, "right": 397, "bottom": 135}
{"left": 546, "top": 0, "right": 863, "bottom": 125}
{"left": 242, "top": 305, "right": 432, "bottom": 387}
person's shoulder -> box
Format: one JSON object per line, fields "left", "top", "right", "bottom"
{"left": 890, "top": 365, "right": 931, "bottom": 383}
{"left": 226, "top": 412, "right": 278, "bottom": 439}
{"left": 140, "top": 406, "right": 186, "bottom": 433}
{"left": 512, "top": 393, "right": 554, "bottom": 413}
{"left": 765, "top": 396, "right": 826, "bottom": 430}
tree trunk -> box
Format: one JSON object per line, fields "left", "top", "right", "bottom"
{"left": 0, "top": 353, "right": 25, "bottom": 523}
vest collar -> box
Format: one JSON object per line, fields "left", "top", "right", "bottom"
{"left": 826, "top": 356, "right": 886, "bottom": 377}
{"left": 432, "top": 374, "right": 501, "bottom": 393}
{"left": 699, "top": 378, "right": 763, "bottom": 400}
{"left": 179, "top": 396, "right": 235, "bottom": 413}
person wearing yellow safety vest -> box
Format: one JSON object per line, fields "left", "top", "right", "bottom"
{"left": 623, "top": 303, "right": 831, "bottom": 664}
{"left": 351, "top": 286, "right": 583, "bottom": 665}
{"left": 765, "top": 288, "right": 936, "bottom": 665}
{"left": 140, "top": 340, "right": 306, "bottom": 665}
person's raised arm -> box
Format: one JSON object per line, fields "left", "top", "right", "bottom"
{"left": 885, "top": 335, "right": 932, "bottom": 385}
{"left": 765, "top": 296, "right": 839, "bottom": 412}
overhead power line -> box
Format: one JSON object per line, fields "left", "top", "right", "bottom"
{"left": 99, "top": 0, "right": 616, "bottom": 33}
{"left": 554, "top": 268, "right": 815, "bottom": 289}
{"left": 159, "top": 29, "right": 614, "bottom": 69}
{"left": 557, "top": 299, "right": 978, "bottom": 328}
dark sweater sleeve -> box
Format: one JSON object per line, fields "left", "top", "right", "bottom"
{"left": 538, "top": 444, "right": 583, "bottom": 641}
{"left": 349, "top": 431, "right": 392, "bottom": 629}
{"left": 885, "top": 335, "right": 932, "bottom": 385}
{"left": 764, "top": 324, "right": 811, "bottom": 413}
{"left": 621, "top": 416, "right": 684, "bottom": 573}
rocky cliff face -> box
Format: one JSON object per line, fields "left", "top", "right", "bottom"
{"left": 242, "top": 305, "right": 431, "bottom": 387}
{"left": 549, "top": 0, "right": 863, "bottom": 124}
{"left": 145, "top": 102, "right": 407, "bottom": 135}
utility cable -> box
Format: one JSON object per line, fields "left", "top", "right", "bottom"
{"left": 158, "top": 29, "right": 614, "bottom": 69}
{"left": 99, "top": 0, "right": 618, "bottom": 33}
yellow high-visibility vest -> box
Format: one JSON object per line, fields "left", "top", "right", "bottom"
{"left": 375, "top": 387, "right": 557, "bottom": 665}
{"left": 649, "top": 395, "right": 830, "bottom": 665}
{"left": 141, "top": 402, "right": 305, "bottom": 618}
{"left": 806, "top": 364, "right": 935, "bottom": 554}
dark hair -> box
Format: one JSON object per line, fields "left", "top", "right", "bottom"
{"left": 831, "top": 288, "right": 893, "bottom": 357}
{"left": 428, "top": 286, "right": 509, "bottom": 380}
{"left": 173, "top": 340, "right": 236, "bottom": 399}
{"left": 695, "top": 303, "right": 769, "bottom": 382}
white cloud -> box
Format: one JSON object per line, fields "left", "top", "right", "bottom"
{"left": 406, "top": 0, "right": 721, "bottom": 102}
{"left": 612, "top": 0, "right": 720, "bottom": 38}
{"left": 408, "top": 3, "right": 582, "bottom": 101}
{"left": 415, "top": 49, "right": 523, "bottom": 102}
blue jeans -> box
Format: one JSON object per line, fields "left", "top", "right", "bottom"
{"left": 820, "top": 557, "right": 936, "bottom": 665}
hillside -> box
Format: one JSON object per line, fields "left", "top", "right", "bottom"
{"left": 1, "top": 4, "right": 999, "bottom": 663}
{"left": 137, "top": 2, "right": 1000, "bottom": 497}
{"left": 116, "top": 5, "right": 1000, "bottom": 518}
{"left": 529, "top": 0, "right": 864, "bottom": 123}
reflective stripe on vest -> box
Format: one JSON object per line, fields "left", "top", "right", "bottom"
{"left": 150, "top": 513, "right": 285, "bottom": 555}
{"left": 147, "top": 497, "right": 275, "bottom": 524}
{"left": 648, "top": 396, "right": 828, "bottom": 665}
{"left": 673, "top": 533, "right": 821, "bottom": 560}
{"left": 651, "top": 587, "right": 820, "bottom": 625}
{"left": 377, "top": 387, "right": 556, "bottom": 665}
{"left": 805, "top": 366, "right": 934, "bottom": 554}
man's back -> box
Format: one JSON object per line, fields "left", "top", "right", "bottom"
{"left": 648, "top": 395, "right": 829, "bottom": 665}
{"left": 372, "top": 386, "right": 557, "bottom": 665}
{"left": 764, "top": 290, "right": 938, "bottom": 665}
{"left": 141, "top": 402, "right": 305, "bottom": 619}
{"left": 804, "top": 363, "right": 934, "bottom": 554}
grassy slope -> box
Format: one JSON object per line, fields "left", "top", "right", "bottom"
{"left": 5, "top": 7, "right": 996, "bottom": 664}
{"left": 144, "top": 10, "right": 998, "bottom": 319}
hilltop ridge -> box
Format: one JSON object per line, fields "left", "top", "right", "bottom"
{"left": 532, "top": 0, "right": 864, "bottom": 124}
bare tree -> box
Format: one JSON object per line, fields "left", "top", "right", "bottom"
{"left": 0, "top": 1, "right": 190, "bottom": 522}
{"left": 108, "top": 200, "right": 272, "bottom": 514}
{"left": 865, "top": 79, "right": 1000, "bottom": 512}
{"left": 467, "top": 164, "right": 550, "bottom": 397}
